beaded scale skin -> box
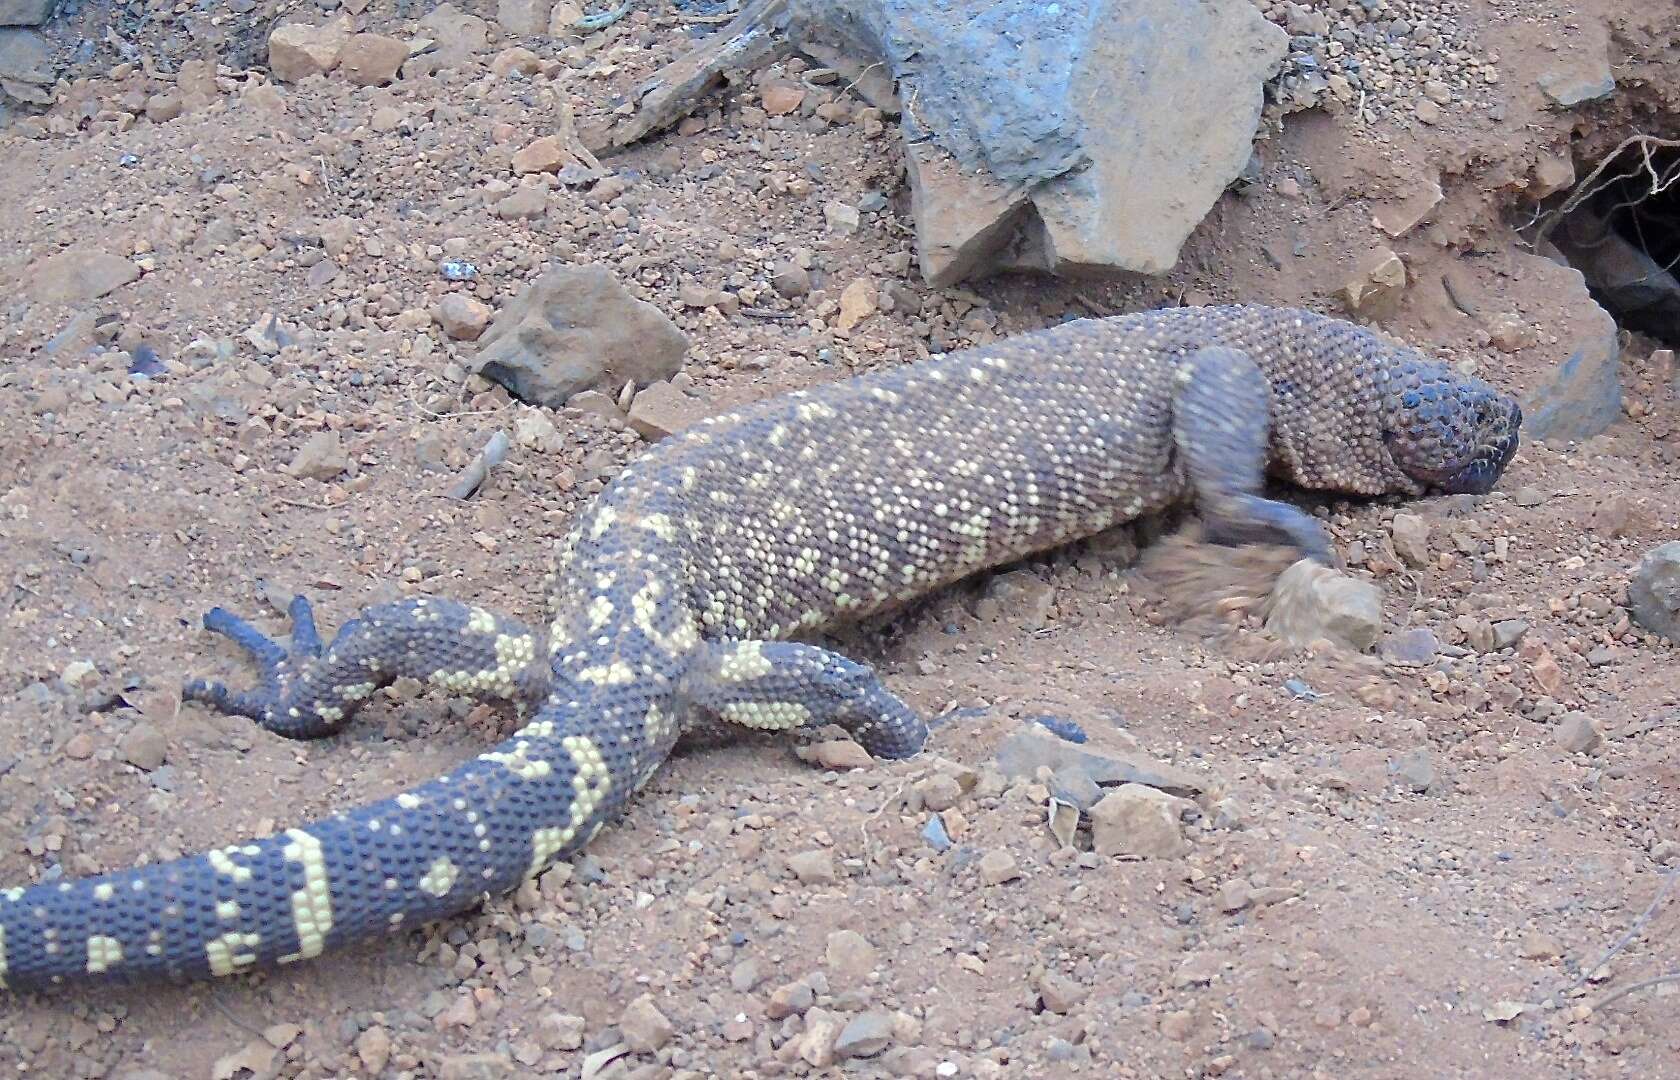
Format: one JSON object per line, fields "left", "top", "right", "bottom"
{"left": 0, "top": 305, "right": 1520, "bottom": 990}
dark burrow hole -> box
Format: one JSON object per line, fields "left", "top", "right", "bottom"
{"left": 1540, "top": 135, "right": 1680, "bottom": 346}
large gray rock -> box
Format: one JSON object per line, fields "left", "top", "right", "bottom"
{"left": 788, "top": 0, "right": 1286, "bottom": 285}
{"left": 1630, "top": 542, "right": 1680, "bottom": 641}
{"left": 473, "top": 265, "right": 690, "bottom": 408}
{"left": 0, "top": 1, "right": 53, "bottom": 28}
{"left": 0, "top": 26, "right": 52, "bottom": 104}
{"left": 1517, "top": 254, "right": 1623, "bottom": 445}
{"left": 26, "top": 248, "right": 139, "bottom": 304}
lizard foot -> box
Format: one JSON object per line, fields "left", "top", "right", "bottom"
{"left": 182, "top": 594, "right": 323, "bottom": 729}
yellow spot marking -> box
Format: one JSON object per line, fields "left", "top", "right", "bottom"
{"left": 527, "top": 736, "right": 612, "bottom": 878}
{"left": 590, "top": 506, "right": 618, "bottom": 538}
{"left": 396, "top": 793, "right": 422, "bottom": 810}
{"left": 93, "top": 883, "right": 114, "bottom": 902}
{"left": 577, "top": 660, "right": 636, "bottom": 686}
{"left": 588, "top": 596, "right": 615, "bottom": 630}
{"left": 481, "top": 741, "right": 552, "bottom": 780}
{"left": 2, "top": 888, "right": 21, "bottom": 902}
{"left": 206, "top": 932, "right": 261, "bottom": 977}
{"left": 717, "top": 641, "right": 773, "bottom": 682}
{"left": 466, "top": 607, "right": 498, "bottom": 635}
{"left": 515, "top": 719, "right": 555, "bottom": 738}
{"left": 277, "top": 829, "right": 332, "bottom": 964}
{"left": 640, "top": 513, "right": 675, "bottom": 541}
{"left": 86, "top": 935, "right": 123, "bottom": 974}
{"left": 208, "top": 848, "right": 253, "bottom": 883}
{"left": 217, "top": 900, "right": 241, "bottom": 920}
{"left": 418, "top": 857, "right": 459, "bottom": 898}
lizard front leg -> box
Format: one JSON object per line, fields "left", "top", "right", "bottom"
{"left": 1172, "top": 347, "right": 1335, "bottom": 565}
{"left": 183, "top": 595, "right": 551, "bottom": 738}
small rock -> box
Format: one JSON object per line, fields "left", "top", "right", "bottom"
{"left": 1380, "top": 627, "right": 1439, "bottom": 666}
{"left": 474, "top": 264, "right": 689, "bottom": 408}
{"left": 512, "top": 135, "right": 572, "bottom": 175}
{"left": 536, "top": 1012, "right": 585, "bottom": 1051}
{"left": 1630, "top": 542, "right": 1680, "bottom": 639}
{"left": 824, "top": 201, "right": 861, "bottom": 235}
{"left": 977, "top": 849, "right": 1020, "bottom": 885}
{"left": 497, "top": 0, "right": 550, "bottom": 35}
{"left": 761, "top": 81, "right": 806, "bottom": 116}
{"left": 338, "top": 32, "right": 408, "bottom": 87}
{"left": 1263, "top": 560, "right": 1383, "bottom": 652}
{"left": 1491, "top": 619, "right": 1530, "bottom": 650}
{"left": 619, "top": 994, "right": 674, "bottom": 1053}
{"left": 354, "top": 1028, "right": 392, "bottom": 1074}
{"left": 1486, "top": 313, "right": 1539, "bottom": 353}
{"left": 916, "top": 773, "right": 964, "bottom": 812}
{"left": 767, "top": 980, "right": 815, "bottom": 1019}
{"left": 730, "top": 958, "right": 762, "bottom": 993}
{"left": 627, "top": 381, "right": 705, "bottom": 441}
{"left": 788, "top": 849, "right": 837, "bottom": 884}
{"left": 288, "top": 431, "right": 350, "bottom": 481}
{"left": 437, "top": 994, "right": 479, "bottom": 1029}
{"left": 267, "top": 17, "right": 351, "bottom": 82}
{"left": 1522, "top": 265, "right": 1622, "bottom": 444}
{"left": 434, "top": 294, "right": 492, "bottom": 341}
{"left": 771, "top": 263, "right": 811, "bottom": 298}
{"left": 836, "top": 278, "right": 877, "bottom": 331}
{"left": 1555, "top": 713, "right": 1603, "bottom": 754}
{"left": 62, "top": 733, "right": 95, "bottom": 760}
{"left": 1160, "top": 1010, "right": 1195, "bottom": 1041}
{"left": 118, "top": 723, "right": 167, "bottom": 771}
{"left": 800, "top": 739, "right": 874, "bottom": 770}
{"left": 1392, "top": 749, "right": 1436, "bottom": 794}
{"left": 1089, "top": 784, "right": 1189, "bottom": 859}
{"left": 799, "top": 1009, "right": 842, "bottom": 1067}
{"left": 435, "top": 1053, "right": 514, "bottom": 1080}
{"left": 1513, "top": 486, "right": 1548, "bottom": 507}
{"left": 1520, "top": 932, "right": 1563, "bottom": 960}
{"left": 1539, "top": 56, "right": 1615, "bottom": 108}
{"left": 1390, "top": 513, "right": 1430, "bottom": 567}
{"left": 496, "top": 186, "right": 549, "bottom": 220}
{"left": 1037, "top": 972, "right": 1085, "bottom": 1014}
{"left": 994, "top": 725, "right": 1203, "bottom": 797}
{"left": 0, "top": 1, "right": 54, "bottom": 27}
{"left": 1532, "top": 153, "right": 1576, "bottom": 199}
{"left": 834, "top": 1011, "right": 894, "bottom": 1059}
{"left": 1341, "top": 246, "right": 1407, "bottom": 316}
{"left": 1373, "top": 176, "right": 1442, "bottom": 239}
{"left": 825, "top": 929, "right": 877, "bottom": 986}
{"left": 61, "top": 660, "right": 97, "bottom": 687}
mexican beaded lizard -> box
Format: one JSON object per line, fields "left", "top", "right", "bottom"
{"left": 0, "top": 304, "right": 1520, "bottom": 990}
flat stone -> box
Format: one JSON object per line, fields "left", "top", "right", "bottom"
{"left": 473, "top": 263, "right": 689, "bottom": 408}
{"left": 1555, "top": 713, "right": 1603, "bottom": 754}
{"left": 1630, "top": 542, "right": 1680, "bottom": 639}
{"left": 627, "top": 381, "right": 706, "bottom": 441}
{"left": 977, "top": 849, "right": 1020, "bottom": 885}
{"left": 1373, "top": 175, "right": 1443, "bottom": 239}
{"left": 1089, "top": 783, "right": 1190, "bottom": 859}
{"left": 1539, "top": 53, "right": 1615, "bottom": 108}
{"left": 287, "top": 430, "right": 350, "bottom": 481}
{"left": 26, "top": 248, "right": 140, "bottom": 304}
{"left": 1392, "top": 749, "right": 1436, "bottom": 794}
{"left": 1390, "top": 512, "right": 1430, "bottom": 568}
{"left": 497, "top": 0, "right": 551, "bottom": 35}
{"left": 787, "top": 849, "right": 836, "bottom": 884}
{"left": 512, "top": 135, "right": 574, "bottom": 175}
{"left": 1532, "top": 153, "right": 1576, "bottom": 198}
{"left": 1380, "top": 627, "right": 1439, "bottom": 667}
{"left": 0, "top": 27, "right": 52, "bottom": 101}
{"left": 118, "top": 723, "right": 167, "bottom": 771}
{"left": 495, "top": 186, "right": 549, "bottom": 220}
{"left": 834, "top": 1011, "right": 895, "bottom": 1059}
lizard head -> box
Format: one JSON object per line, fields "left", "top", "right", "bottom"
{"left": 1383, "top": 364, "right": 1522, "bottom": 495}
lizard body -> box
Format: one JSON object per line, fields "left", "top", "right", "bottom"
{"left": 0, "top": 305, "right": 1519, "bottom": 990}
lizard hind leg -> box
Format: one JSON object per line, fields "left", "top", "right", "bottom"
{"left": 677, "top": 640, "right": 929, "bottom": 760}
{"left": 1171, "top": 347, "right": 1335, "bottom": 565}
{"left": 183, "top": 595, "right": 553, "bottom": 740}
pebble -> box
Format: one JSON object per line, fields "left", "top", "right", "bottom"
{"left": 825, "top": 929, "right": 877, "bottom": 986}
{"left": 26, "top": 247, "right": 139, "bottom": 304}
{"left": 338, "top": 32, "right": 408, "bottom": 87}
{"left": 619, "top": 994, "right": 674, "bottom": 1052}
{"left": 824, "top": 201, "right": 861, "bottom": 234}
{"left": 354, "top": 1028, "right": 392, "bottom": 1074}
{"left": 627, "top": 381, "right": 705, "bottom": 442}
{"left": 767, "top": 980, "right": 815, "bottom": 1019}
{"left": 1037, "top": 972, "right": 1085, "bottom": 1013}
{"left": 1264, "top": 560, "right": 1383, "bottom": 652}
{"left": 771, "top": 262, "right": 812, "bottom": 298}
{"left": 799, "top": 1008, "right": 843, "bottom": 1067}
{"left": 536, "top": 1012, "right": 585, "bottom": 1051}
{"left": 1089, "top": 784, "right": 1189, "bottom": 859}
{"left": 1555, "top": 713, "right": 1603, "bottom": 755}
{"left": 1380, "top": 627, "right": 1439, "bottom": 666}
{"left": 977, "top": 849, "right": 1020, "bottom": 885}
{"left": 287, "top": 430, "right": 350, "bottom": 481}
{"left": 836, "top": 278, "right": 878, "bottom": 331}
{"left": 1390, "top": 512, "right": 1431, "bottom": 567}
{"left": 798, "top": 739, "right": 874, "bottom": 770}
{"left": 1341, "top": 246, "right": 1407, "bottom": 316}
{"left": 1512, "top": 486, "right": 1547, "bottom": 507}
{"left": 62, "top": 732, "right": 95, "bottom": 760}
{"left": 267, "top": 18, "right": 351, "bottom": 83}
{"left": 916, "top": 773, "right": 965, "bottom": 812}
{"left": 496, "top": 186, "right": 549, "bottom": 220}
{"left": 729, "top": 958, "right": 762, "bottom": 993}
{"left": 788, "top": 849, "right": 837, "bottom": 883}
{"left": 118, "top": 723, "right": 167, "bottom": 771}
{"left": 434, "top": 294, "right": 492, "bottom": 341}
